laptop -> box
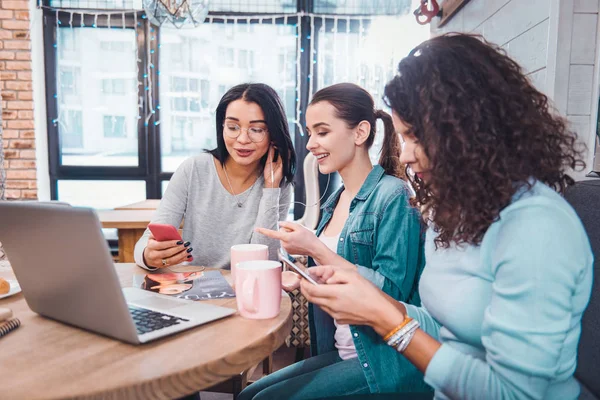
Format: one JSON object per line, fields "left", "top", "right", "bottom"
{"left": 0, "top": 202, "right": 235, "bottom": 345}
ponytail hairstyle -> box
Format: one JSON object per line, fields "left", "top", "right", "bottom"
{"left": 309, "top": 83, "right": 403, "bottom": 178}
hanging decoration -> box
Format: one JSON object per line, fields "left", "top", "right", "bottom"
{"left": 142, "top": 0, "right": 209, "bottom": 28}
{"left": 413, "top": 0, "right": 440, "bottom": 25}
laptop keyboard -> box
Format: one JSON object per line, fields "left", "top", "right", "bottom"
{"left": 128, "top": 306, "right": 189, "bottom": 335}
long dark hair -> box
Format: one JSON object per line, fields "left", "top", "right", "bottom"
{"left": 309, "top": 83, "right": 403, "bottom": 178}
{"left": 207, "top": 83, "right": 296, "bottom": 185}
{"left": 384, "top": 33, "right": 586, "bottom": 248}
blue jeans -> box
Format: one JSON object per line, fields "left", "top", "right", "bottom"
{"left": 237, "top": 351, "right": 370, "bottom": 400}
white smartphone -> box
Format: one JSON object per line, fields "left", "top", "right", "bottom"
{"left": 279, "top": 249, "right": 319, "bottom": 285}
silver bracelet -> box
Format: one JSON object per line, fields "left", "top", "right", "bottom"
{"left": 396, "top": 324, "right": 418, "bottom": 353}
{"left": 387, "top": 319, "right": 419, "bottom": 347}
{"left": 387, "top": 319, "right": 419, "bottom": 348}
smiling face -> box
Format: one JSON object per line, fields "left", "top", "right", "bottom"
{"left": 223, "top": 100, "right": 271, "bottom": 168}
{"left": 392, "top": 111, "right": 431, "bottom": 182}
{"left": 305, "top": 101, "right": 363, "bottom": 174}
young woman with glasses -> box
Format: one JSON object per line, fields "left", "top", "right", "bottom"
{"left": 134, "top": 83, "right": 296, "bottom": 270}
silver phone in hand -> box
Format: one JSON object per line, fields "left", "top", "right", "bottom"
{"left": 279, "top": 249, "right": 319, "bottom": 285}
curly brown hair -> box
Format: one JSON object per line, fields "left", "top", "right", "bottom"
{"left": 384, "top": 33, "right": 586, "bottom": 248}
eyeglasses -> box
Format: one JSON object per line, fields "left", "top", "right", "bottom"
{"left": 223, "top": 123, "right": 268, "bottom": 143}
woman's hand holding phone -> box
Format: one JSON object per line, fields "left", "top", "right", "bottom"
{"left": 144, "top": 223, "right": 193, "bottom": 269}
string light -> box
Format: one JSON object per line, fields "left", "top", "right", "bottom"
{"left": 145, "top": 23, "right": 155, "bottom": 127}
{"left": 53, "top": 10, "right": 61, "bottom": 128}
{"left": 308, "top": 14, "right": 315, "bottom": 102}
{"left": 318, "top": 17, "right": 325, "bottom": 89}
{"left": 295, "top": 17, "right": 302, "bottom": 134}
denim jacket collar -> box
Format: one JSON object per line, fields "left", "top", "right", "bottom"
{"left": 321, "top": 165, "right": 386, "bottom": 214}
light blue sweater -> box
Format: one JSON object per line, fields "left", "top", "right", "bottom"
{"left": 405, "top": 181, "right": 593, "bottom": 400}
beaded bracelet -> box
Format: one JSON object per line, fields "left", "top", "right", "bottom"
{"left": 383, "top": 317, "right": 414, "bottom": 342}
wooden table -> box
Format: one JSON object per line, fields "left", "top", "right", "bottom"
{"left": 0, "top": 264, "right": 293, "bottom": 400}
{"left": 115, "top": 199, "right": 161, "bottom": 210}
{"left": 98, "top": 209, "right": 156, "bottom": 263}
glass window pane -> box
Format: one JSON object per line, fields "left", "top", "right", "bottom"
{"left": 57, "top": 27, "right": 139, "bottom": 167}
{"left": 159, "top": 22, "right": 297, "bottom": 172}
{"left": 57, "top": 180, "right": 147, "bottom": 210}
{"left": 314, "top": 0, "right": 411, "bottom": 15}
{"left": 316, "top": 15, "right": 429, "bottom": 163}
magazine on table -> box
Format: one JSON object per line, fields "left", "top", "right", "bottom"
{"left": 135, "top": 270, "right": 235, "bottom": 301}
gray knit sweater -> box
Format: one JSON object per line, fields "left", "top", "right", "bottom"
{"left": 134, "top": 153, "right": 292, "bottom": 270}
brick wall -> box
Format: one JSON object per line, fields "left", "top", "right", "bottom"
{"left": 0, "top": 0, "right": 37, "bottom": 200}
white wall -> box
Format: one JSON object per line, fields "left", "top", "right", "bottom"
{"left": 432, "top": 0, "right": 600, "bottom": 179}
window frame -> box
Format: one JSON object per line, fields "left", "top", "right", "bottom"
{"left": 43, "top": 10, "right": 157, "bottom": 198}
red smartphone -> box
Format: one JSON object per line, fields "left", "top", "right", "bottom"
{"left": 147, "top": 223, "right": 182, "bottom": 242}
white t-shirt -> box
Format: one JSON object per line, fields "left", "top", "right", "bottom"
{"left": 317, "top": 232, "right": 358, "bottom": 360}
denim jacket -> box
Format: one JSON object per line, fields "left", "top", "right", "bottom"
{"left": 308, "top": 165, "right": 430, "bottom": 393}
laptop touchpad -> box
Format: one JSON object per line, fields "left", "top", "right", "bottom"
{"left": 132, "top": 297, "right": 188, "bottom": 310}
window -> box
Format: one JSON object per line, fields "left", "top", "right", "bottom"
{"left": 102, "top": 79, "right": 127, "bottom": 95}
{"left": 201, "top": 80, "right": 209, "bottom": 108}
{"left": 219, "top": 47, "right": 235, "bottom": 67}
{"left": 50, "top": 25, "right": 140, "bottom": 171}
{"left": 59, "top": 28, "right": 78, "bottom": 59}
{"left": 239, "top": 49, "right": 248, "bottom": 69}
{"left": 172, "top": 77, "right": 187, "bottom": 92}
{"left": 315, "top": 15, "right": 429, "bottom": 162}
{"left": 59, "top": 67, "right": 79, "bottom": 96}
{"left": 218, "top": 85, "right": 227, "bottom": 98}
{"left": 61, "top": 109, "right": 83, "bottom": 149}
{"left": 159, "top": 22, "right": 297, "bottom": 172}
{"left": 103, "top": 116, "right": 127, "bottom": 138}
{"left": 248, "top": 50, "right": 255, "bottom": 70}
{"left": 100, "top": 41, "right": 127, "bottom": 52}
{"left": 44, "top": 2, "right": 427, "bottom": 220}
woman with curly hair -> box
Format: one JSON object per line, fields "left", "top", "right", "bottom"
{"left": 300, "top": 33, "right": 594, "bottom": 399}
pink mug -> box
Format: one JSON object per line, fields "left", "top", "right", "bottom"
{"left": 230, "top": 244, "right": 269, "bottom": 281}
{"left": 235, "top": 260, "right": 282, "bottom": 319}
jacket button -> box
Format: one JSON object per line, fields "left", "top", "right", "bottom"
{"left": 363, "top": 363, "right": 368, "bottom": 368}
{"left": 353, "top": 333, "right": 359, "bottom": 338}
{"left": 339, "top": 237, "right": 344, "bottom": 242}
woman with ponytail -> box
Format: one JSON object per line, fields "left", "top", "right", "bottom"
{"left": 242, "top": 83, "right": 429, "bottom": 399}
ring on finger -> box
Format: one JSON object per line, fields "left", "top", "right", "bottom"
{"left": 161, "top": 258, "right": 169, "bottom": 267}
